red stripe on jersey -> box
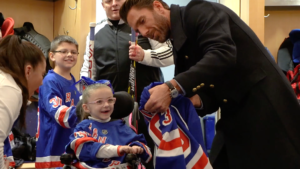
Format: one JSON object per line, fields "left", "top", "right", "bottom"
{"left": 35, "top": 161, "right": 64, "bottom": 168}
{"left": 159, "top": 137, "right": 182, "bottom": 151}
{"left": 150, "top": 114, "right": 162, "bottom": 140}
{"left": 179, "top": 128, "right": 190, "bottom": 152}
{"left": 58, "top": 107, "right": 69, "bottom": 128}
{"left": 9, "top": 133, "right": 14, "bottom": 142}
{"left": 9, "top": 162, "right": 15, "bottom": 167}
{"left": 74, "top": 137, "right": 97, "bottom": 154}
{"left": 192, "top": 154, "right": 209, "bottom": 169}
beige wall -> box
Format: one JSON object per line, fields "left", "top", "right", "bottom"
{"left": 0, "top": 0, "right": 54, "bottom": 41}
{"left": 240, "top": 0, "right": 249, "bottom": 25}
{"left": 54, "top": 0, "right": 96, "bottom": 80}
{"left": 264, "top": 6, "right": 300, "bottom": 62}
{"left": 219, "top": 0, "right": 240, "bottom": 16}
{"left": 1, "top": 0, "right": 96, "bottom": 81}
{"left": 220, "top": 0, "right": 265, "bottom": 44}
{"left": 248, "top": 0, "right": 265, "bottom": 44}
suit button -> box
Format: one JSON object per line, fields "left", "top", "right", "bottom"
{"left": 185, "top": 55, "right": 189, "bottom": 59}
{"left": 223, "top": 99, "right": 228, "bottom": 103}
{"left": 210, "top": 84, "right": 214, "bottom": 88}
{"left": 197, "top": 85, "right": 201, "bottom": 89}
{"left": 193, "top": 88, "right": 197, "bottom": 92}
{"left": 200, "top": 83, "right": 205, "bottom": 87}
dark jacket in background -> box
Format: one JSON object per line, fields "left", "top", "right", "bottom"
{"left": 94, "top": 22, "right": 163, "bottom": 102}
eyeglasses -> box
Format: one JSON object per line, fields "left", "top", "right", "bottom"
{"left": 87, "top": 98, "right": 116, "bottom": 106}
{"left": 53, "top": 50, "right": 79, "bottom": 56}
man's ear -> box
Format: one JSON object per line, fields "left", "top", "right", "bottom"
{"left": 82, "top": 104, "right": 90, "bottom": 113}
{"left": 153, "top": 1, "right": 163, "bottom": 10}
{"left": 24, "top": 64, "right": 33, "bottom": 80}
{"left": 49, "top": 52, "right": 55, "bottom": 62}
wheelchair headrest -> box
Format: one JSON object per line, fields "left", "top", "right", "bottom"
{"left": 76, "top": 91, "right": 134, "bottom": 120}
{"left": 111, "top": 91, "right": 134, "bottom": 119}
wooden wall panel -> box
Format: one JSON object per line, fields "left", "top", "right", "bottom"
{"left": 220, "top": 0, "right": 265, "bottom": 44}
{"left": 264, "top": 6, "right": 300, "bottom": 62}
{"left": 0, "top": 0, "right": 54, "bottom": 41}
{"left": 249, "top": 0, "right": 265, "bottom": 44}
{"left": 54, "top": 0, "right": 96, "bottom": 80}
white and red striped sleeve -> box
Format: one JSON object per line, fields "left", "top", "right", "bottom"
{"left": 40, "top": 79, "right": 77, "bottom": 128}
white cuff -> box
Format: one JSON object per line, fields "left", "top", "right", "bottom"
{"left": 96, "top": 145, "right": 120, "bottom": 158}
{"left": 139, "top": 50, "right": 151, "bottom": 65}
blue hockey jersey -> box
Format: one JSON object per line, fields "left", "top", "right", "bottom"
{"left": 36, "top": 70, "right": 81, "bottom": 168}
{"left": 139, "top": 82, "right": 212, "bottom": 169}
{"left": 3, "top": 132, "right": 15, "bottom": 168}
{"left": 65, "top": 118, "right": 152, "bottom": 168}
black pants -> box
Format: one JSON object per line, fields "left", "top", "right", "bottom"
{"left": 211, "top": 146, "right": 230, "bottom": 169}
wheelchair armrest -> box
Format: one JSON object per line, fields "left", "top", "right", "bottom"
{"left": 125, "top": 153, "right": 138, "bottom": 168}
{"left": 60, "top": 153, "right": 138, "bottom": 168}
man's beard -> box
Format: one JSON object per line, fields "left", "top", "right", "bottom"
{"left": 153, "top": 11, "right": 170, "bottom": 43}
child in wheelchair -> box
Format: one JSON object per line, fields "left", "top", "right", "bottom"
{"left": 65, "top": 83, "right": 152, "bottom": 169}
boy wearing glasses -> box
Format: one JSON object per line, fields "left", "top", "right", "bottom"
{"left": 35, "top": 35, "right": 81, "bottom": 169}
{"left": 65, "top": 83, "right": 151, "bottom": 168}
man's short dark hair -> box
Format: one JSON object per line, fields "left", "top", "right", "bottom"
{"left": 120, "top": 0, "right": 169, "bottom": 23}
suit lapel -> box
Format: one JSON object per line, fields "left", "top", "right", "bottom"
{"left": 170, "top": 5, "right": 187, "bottom": 55}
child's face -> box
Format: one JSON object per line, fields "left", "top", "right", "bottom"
{"left": 50, "top": 42, "right": 78, "bottom": 71}
{"left": 84, "top": 87, "right": 115, "bottom": 121}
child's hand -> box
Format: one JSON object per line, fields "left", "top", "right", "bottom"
{"left": 119, "top": 145, "right": 132, "bottom": 154}
{"left": 130, "top": 146, "right": 144, "bottom": 154}
{"left": 128, "top": 41, "right": 145, "bottom": 62}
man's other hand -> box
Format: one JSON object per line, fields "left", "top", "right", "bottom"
{"left": 189, "top": 94, "right": 202, "bottom": 108}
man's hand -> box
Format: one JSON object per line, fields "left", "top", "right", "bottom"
{"left": 128, "top": 41, "right": 145, "bottom": 62}
{"left": 189, "top": 94, "right": 202, "bottom": 108}
{"left": 144, "top": 84, "right": 171, "bottom": 113}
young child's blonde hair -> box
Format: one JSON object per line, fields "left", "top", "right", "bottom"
{"left": 79, "top": 83, "right": 113, "bottom": 121}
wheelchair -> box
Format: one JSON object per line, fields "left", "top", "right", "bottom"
{"left": 60, "top": 153, "right": 140, "bottom": 169}
{"left": 60, "top": 91, "right": 143, "bottom": 169}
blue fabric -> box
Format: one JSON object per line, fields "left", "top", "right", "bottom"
{"left": 139, "top": 82, "right": 209, "bottom": 169}
{"left": 36, "top": 70, "right": 81, "bottom": 168}
{"left": 203, "top": 113, "right": 216, "bottom": 155}
{"left": 289, "top": 29, "right": 300, "bottom": 64}
{"left": 73, "top": 76, "right": 114, "bottom": 95}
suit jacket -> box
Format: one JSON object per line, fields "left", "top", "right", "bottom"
{"left": 170, "top": 1, "right": 300, "bottom": 168}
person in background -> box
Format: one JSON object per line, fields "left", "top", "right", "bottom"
{"left": 0, "top": 35, "right": 46, "bottom": 169}
{"left": 35, "top": 35, "right": 81, "bottom": 169}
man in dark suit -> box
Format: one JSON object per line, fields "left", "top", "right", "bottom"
{"left": 119, "top": 0, "right": 300, "bottom": 168}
